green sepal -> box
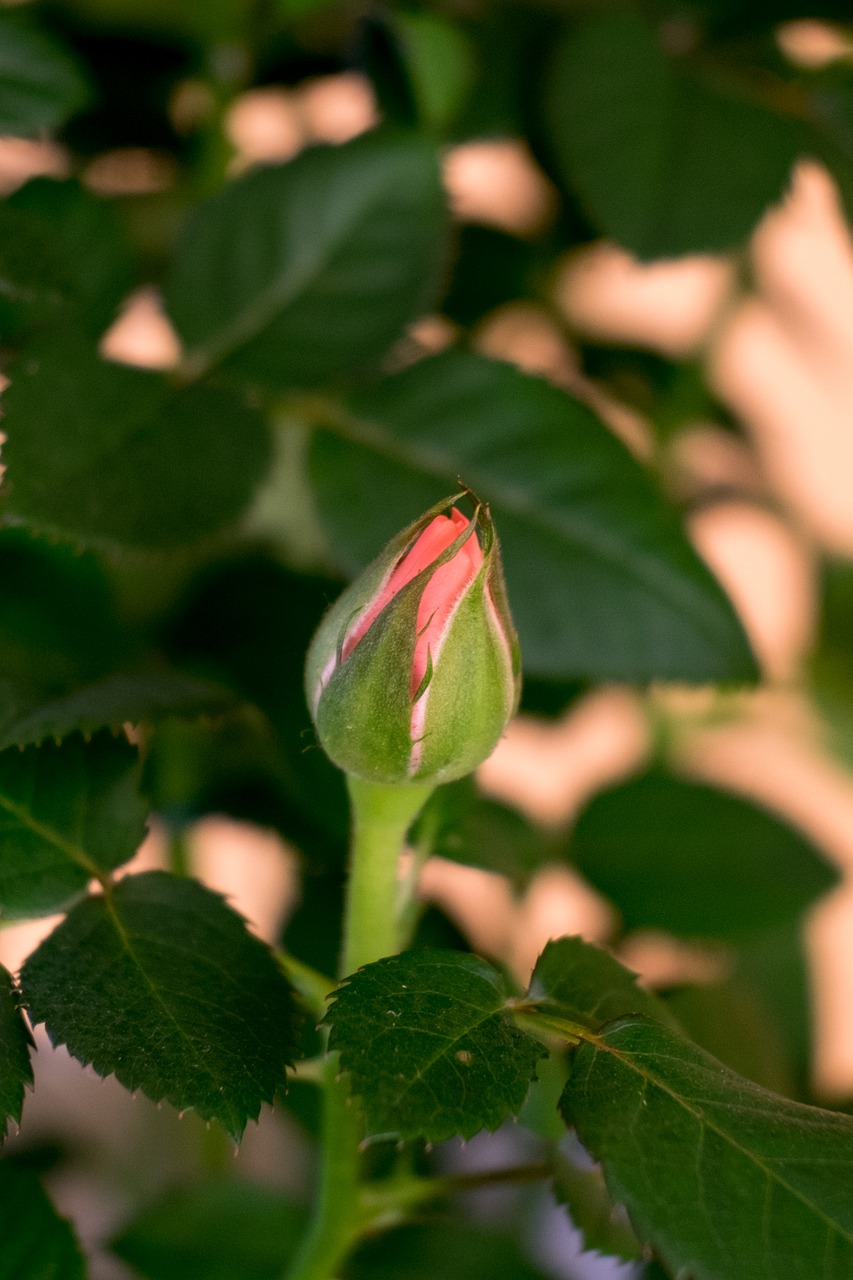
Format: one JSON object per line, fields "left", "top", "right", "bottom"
{"left": 316, "top": 573, "right": 421, "bottom": 781}
{"left": 415, "top": 561, "right": 514, "bottom": 783}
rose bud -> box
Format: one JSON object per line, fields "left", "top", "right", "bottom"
{"left": 305, "top": 493, "right": 520, "bottom": 785}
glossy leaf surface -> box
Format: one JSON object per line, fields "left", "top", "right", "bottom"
{"left": 167, "top": 130, "right": 446, "bottom": 389}
{"left": 545, "top": 13, "right": 800, "bottom": 258}
{"left": 327, "top": 950, "right": 545, "bottom": 1141}
{"left": 570, "top": 773, "right": 837, "bottom": 937}
{"left": 21, "top": 872, "right": 300, "bottom": 1139}
{"left": 310, "top": 351, "right": 757, "bottom": 681}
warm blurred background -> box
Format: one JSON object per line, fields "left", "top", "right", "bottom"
{"left": 3, "top": 7, "right": 853, "bottom": 1278}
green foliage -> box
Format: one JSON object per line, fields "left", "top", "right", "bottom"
{"left": 412, "top": 778, "right": 554, "bottom": 887}
{"left": 570, "top": 772, "right": 838, "bottom": 937}
{"left": 552, "top": 1146, "right": 642, "bottom": 1264}
{"left": 561, "top": 1017, "right": 853, "bottom": 1280}
{"left": 528, "top": 935, "right": 675, "bottom": 1031}
{"left": 545, "top": 13, "right": 802, "bottom": 259}
{"left": 310, "top": 351, "right": 757, "bottom": 681}
{"left": 350, "top": 1223, "right": 553, "bottom": 1280}
{"left": 0, "top": 731, "right": 146, "bottom": 918}
{"left": 1, "top": 333, "right": 271, "bottom": 549}
{"left": 20, "top": 872, "right": 300, "bottom": 1139}
{"left": 0, "top": 10, "right": 89, "bottom": 137}
{"left": 0, "top": 965, "right": 33, "bottom": 1144}
{"left": 7, "top": 177, "right": 133, "bottom": 338}
{"left": 0, "top": 1163, "right": 85, "bottom": 1279}
{"left": 167, "top": 130, "right": 447, "bottom": 389}
{"left": 0, "top": 668, "right": 237, "bottom": 753}
{"left": 1, "top": 3, "right": 852, "bottom": 1276}
{"left": 326, "top": 950, "right": 546, "bottom": 1141}
{"left": 111, "top": 1179, "right": 306, "bottom": 1280}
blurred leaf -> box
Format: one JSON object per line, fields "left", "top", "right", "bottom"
{"left": 390, "top": 13, "right": 476, "bottom": 134}
{"left": 326, "top": 950, "right": 546, "bottom": 1141}
{"left": 0, "top": 965, "right": 33, "bottom": 1145}
{"left": 310, "top": 350, "right": 757, "bottom": 681}
{"left": 545, "top": 13, "right": 801, "bottom": 259}
{"left": 0, "top": 1163, "right": 85, "bottom": 1279}
{"left": 569, "top": 772, "right": 837, "bottom": 938}
{"left": 561, "top": 1017, "right": 853, "bottom": 1280}
{"left": 0, "top": 668, "right": 238, "bottom": 754}
{"left": 1, "top": 333, "right": 271, "bottom": 549}
{"left": 0, "top": 732, "right": 146, "bottom": 919}
{"left": 167, "top": 130, "right": 447, "bottom": 390}
{"left": 163, "top": 555, "right": 349, "bottom": 865}
{"left": 0, "top": 11, "right": 89, "bottom": 137}
{"left": 7, "top": 177, "right": 133, "bottom": 338}
{"left": 735, "top": 921, "right": 813, "bottom": 1097}
{"left": 528, "top": 935, "right": 675, "bottom": 1031}
{"left": 21, "top": 871, "right": 300, "bottom": 1139}
{"left": 351, "top": 1222, "right": 553, "bottom": 1280}
{"left": 553, "top": 1144, "right": 642, "bottom": 1263}
{"left": 0, "top": 529, "right": 129, "bottom": 701}
{"left": 413, "top": 779, "right": 555, "bottom": 887}
{"left": 111, "top": 1178, "right": 306, "bottom": 1280}
{"left": 0, "top": 205, "right": 68, "bottom": 342}
{"left": 664, "top": 977, "right": 797, "bottom": 1097}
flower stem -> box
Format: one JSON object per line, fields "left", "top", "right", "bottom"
{"left": 283, "top": 775, "right": 433, "bottom": 1280}
{"left": 340, "top": 776, "right": 434, "bottom": 976}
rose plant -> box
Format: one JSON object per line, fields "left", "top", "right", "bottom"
{"left": 0, "top": 3, "right": 853, "bottom": 1280}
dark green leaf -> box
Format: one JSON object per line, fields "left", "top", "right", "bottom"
{"left": 351, "top": 1222, "right": 552, "bottom": 1280}
{"left": 0, "top": 12, "right": 89, "bottom": 137}
{"left": 167, "top": 130, "right": 447, "bottom": 390}
{"left": 21, "top": 871, "right": 300, "bottom": 1139}
{"left": 0, "top": 965, "right": 33, "bottom": 1144}
{"left": 544, "top": 13, "right": 801, "bottom": 259}
{"left": 0, "top": 732, "right": 146, "bottom": 919}
{"left": 389, "top": 12, "right": 476, "bottom": 134}
{"left": 0, "top": 205, "right": 68, "bottom": 342}
{"left": 553, "top": 1144, "right": 642, "bottom": 1263}
{"left": 0, "top": 1163, "right": 85, "bottom": 1279}
{"left": 412, "top": 779, "right": 555, "bottom": 887}
{"left": 1, "top": 333, "right": 271, "bottom": 549}
{"left": 561, "top": 1017, "right": 853, "bottom": 1280}
{"left": 8, "top": 178, "right": 133, "bottom": 338}
{"left": 0, "top": 529, "right": 129, "bottom": 702}
{"left": 111, "top": 1178, "right": 306, "bottom": 1280}
{"left": 528, "top": 935, "right": 674, "bottom": 1032}
{"left": 326, "top": 950, "right": 545, "bottom": 1141}
{"left": 0, "top": 668, "right": 237, "bottom": 753}
{"left": 163, "top": 555, "right": 349, "bottom": 865}
{"left": 570, "top": 773, "right": 837, "bottom": 938}
{"left": 310, "top": 351, "right": 757, "bottom": 681}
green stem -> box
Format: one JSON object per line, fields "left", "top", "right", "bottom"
{"left": 283, "top": 776, "right": 433, "bottom": 1280}
{"left": 283, "top": 1058, "right": 364, "bottom": 1280}
{"left": 341, "top": 776, "right": 435, "bottom": 976}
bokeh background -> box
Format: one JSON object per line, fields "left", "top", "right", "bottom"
{"left": 3, "top": 7, "right": 853, "bottom": 1278}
